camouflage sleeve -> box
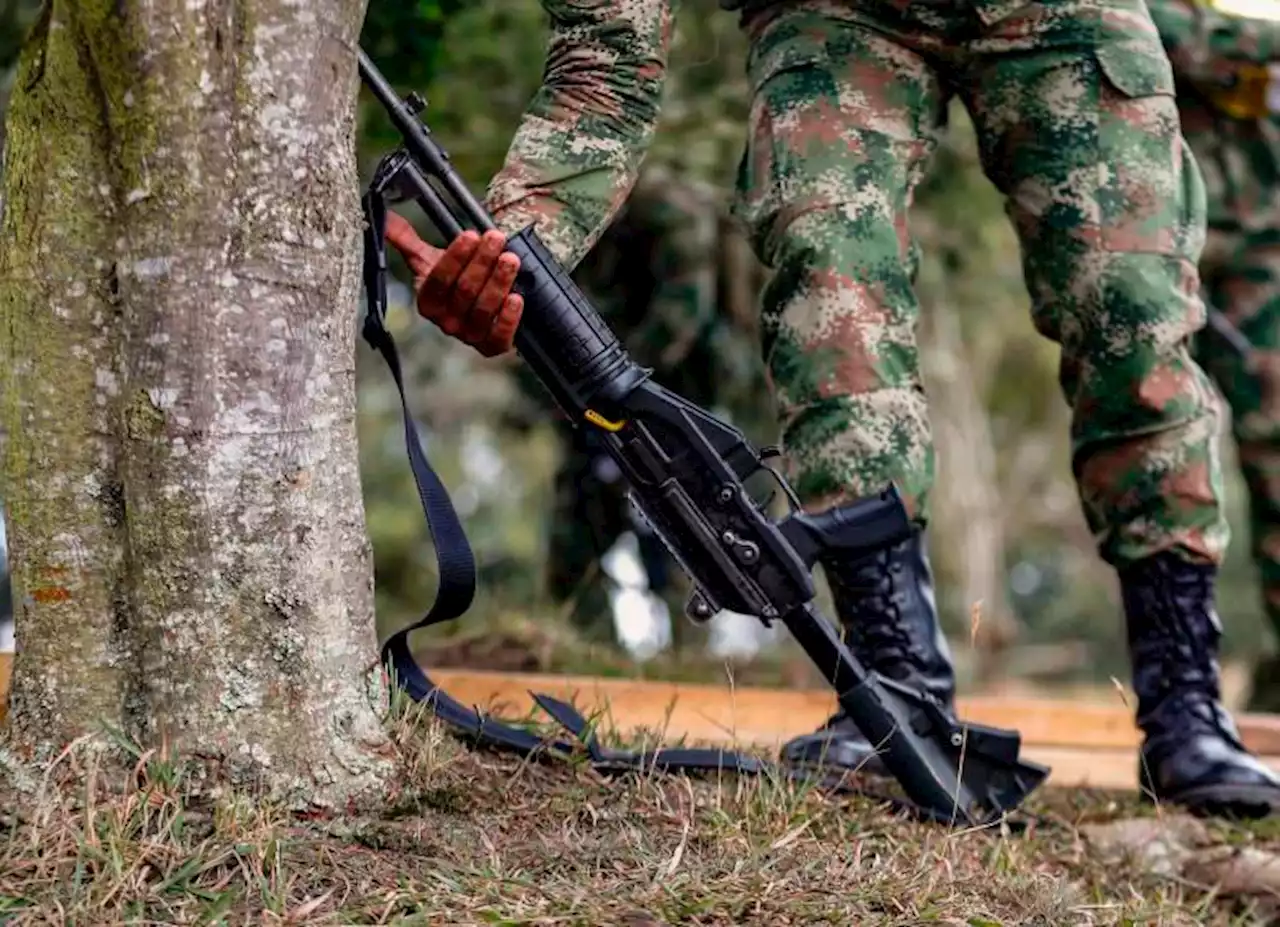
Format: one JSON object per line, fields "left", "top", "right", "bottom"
{"left": 1148, "top": 0, "right": 1280, "bottom": 89}
{"left": 482, "top": 0, "right": 676, "bottom": 271}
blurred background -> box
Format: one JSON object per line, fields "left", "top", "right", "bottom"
{"left": 0, "top": 0, "right": 1273, "bottom": 705}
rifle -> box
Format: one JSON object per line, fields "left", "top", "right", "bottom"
{"left": 1207, "top": 306, "right": 1257, "bottom": 371}
{"left": 355, "top": 48, "right": 1050, "bottom": 829}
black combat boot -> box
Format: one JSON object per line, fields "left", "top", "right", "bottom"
{"left": 1122, "top": 551, "right": 1280, "bottom": 819}
{"left": 781, "top": 526, "right": 958, "bottom": 776}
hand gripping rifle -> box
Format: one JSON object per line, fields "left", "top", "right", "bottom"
{"left": 356, "top": 48, "right": 1050, "bottom": 828}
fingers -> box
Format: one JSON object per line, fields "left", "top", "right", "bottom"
{"left": 477, "top": 292, "right": 524, "bottom": 358}
{"left": 423, "top": 229, "right": 522, "bottom": 355}
{"left": 419, "top": 230, "right": 482, "bottom": 322}
{"left": 381, "top": 212, "right": 522, "bottom": 357}
{"left": 383, "top": 212, "right": 439, "bottom": 279}
{"left": 440, "top": 230, "right": 506, "bottom": 337}
{"left": 452, "top": 231, "right": 507, "bottom": 318}
{"left": 460, "top": 250, "right": 521, "bottom": 344}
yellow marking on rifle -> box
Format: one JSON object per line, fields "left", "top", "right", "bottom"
{"left": 585, "top": 409, "right": 626, "bottom": 432}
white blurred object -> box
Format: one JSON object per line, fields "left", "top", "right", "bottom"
{"left": 601, "top": 531, "right": 649, "bottom": 589}
{"left": 596, "top": 519, "right": 783, "bottom": 663}
{"left": 0, "top": 620, "right": 11, "bottom": 654}
{"left": 1009, "top": 560, "right": 1043, "bottom": 598}
{"left": 460, "top": 424, "right": 506, "bottom": 491}
{"left": 707, "top": 607, "right": 780, "bottom": 660}
{"left": 600, "top": 532, "right": 672, "bottom": 662}
{"left": 1210, "top": 0, "right": 1280, "bottom": 22}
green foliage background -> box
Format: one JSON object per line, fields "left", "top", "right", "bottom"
{"left": 0, "top": 0, "right": 1271, "bottom": 692}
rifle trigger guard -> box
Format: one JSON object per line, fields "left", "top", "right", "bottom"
{"left": 371, "top": 149, "right": 420, "bottom": 206}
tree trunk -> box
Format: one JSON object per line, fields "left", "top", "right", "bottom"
{"left": 0, "top": 0, "right": 392, "bottom": 809}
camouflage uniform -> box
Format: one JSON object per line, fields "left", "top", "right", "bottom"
{"left": 1148, "top": 0, "right": 1280, "bottom": 711}
{"left": 483, "top": 0, "right": 1280, "bottom": 815}
{"left": 486, "top": 0, "right": 1225, "bottom": 569}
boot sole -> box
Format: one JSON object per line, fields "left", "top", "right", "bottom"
{"left": 1140, "top": 782, "right": 1280, "bottom": 821}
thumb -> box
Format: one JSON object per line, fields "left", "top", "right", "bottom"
{"left": 384, "top": 211, "right": 439, "bottom": 279}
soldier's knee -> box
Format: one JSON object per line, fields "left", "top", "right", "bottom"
{"left": 763, "top": 205, "right": 914, "bottom": 314}
{"left": 1080, "top": 255, "right": 1203, "bottom": 363}
{"left": 775, "top": 201, "right": 903, "bottom": 259}
{"left": 1032, "top": 247, "right": 1220, "bottom": 444}
{"left": 758, "top": 205, "right": 920, "bottom": 390}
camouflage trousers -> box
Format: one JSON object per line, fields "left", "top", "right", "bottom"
{"left": 1194, "top": 191, "right": 1280, "bottom": 637}
{"left": 733, "top": 0, "right": 1228, "bottom": 568}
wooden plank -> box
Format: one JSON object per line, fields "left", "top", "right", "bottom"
{"left": 430, "top": 668, "right": 1136, "bottom": 748}
{"left": 428, "top": 667, "right": 1280, "bottom": 756}
{"left": 1009, "top": 748, "right": 1280, "bottom": 793}
{"left": 427, "top": 669, "right": 1280, "bottom": 791}
{"left": 1023, "top": 747, "right": 1134, "bottom": 791}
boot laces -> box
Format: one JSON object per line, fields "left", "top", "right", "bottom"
{"left": 830, "top": 553, "right": 918, "bottom": 674}
{"left": 814, "top": 551, "right": 921, "bottom": 732}
{"left": 1127, "top": 559, "right": 1236, "bottom": 742}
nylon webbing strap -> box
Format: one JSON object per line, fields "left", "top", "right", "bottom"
{"left": 359, "top": 208, "right": 1035, "bottom": 831}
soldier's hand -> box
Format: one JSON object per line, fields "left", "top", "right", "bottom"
{"left": 384, "top": 212, "right": 524, "bottom": 358}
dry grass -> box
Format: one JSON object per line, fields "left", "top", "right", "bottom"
{"left": 1, "top": 697, "right": 1278, "bottom": 925}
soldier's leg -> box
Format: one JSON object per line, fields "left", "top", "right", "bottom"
{"left": 733, "top": 8, "right": 959, "bottom": 773}
{"left": 962, "top": 0, "right": 1280, "bottom": 815}
{"left": 1197, "top": 224, "right": 1280, "bottom": 712}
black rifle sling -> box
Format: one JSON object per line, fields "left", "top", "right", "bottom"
{"left": 360, "top": 201, "right": 970, "bottom": 825}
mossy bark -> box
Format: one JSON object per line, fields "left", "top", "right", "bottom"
{"left": 0, "top": 0, "right": 393, "bottom": 809}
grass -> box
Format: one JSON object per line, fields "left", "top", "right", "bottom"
{"left": 2, "top": 693, "right": 1280, "bottom": 925}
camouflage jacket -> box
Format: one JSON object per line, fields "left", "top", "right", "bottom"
{"left": 1148, "top": 0, "right": 1280, "bottom": 227}
{"left": 484, "top": 0, "right": 675, "bottom": 271}
{"left": 480, "top": 0, "right": 1280, "bottom": 266}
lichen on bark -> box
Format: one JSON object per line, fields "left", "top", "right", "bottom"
{"left": 1, "top": 0, "right": 392, "bottom": 810}
{"left": 0, "top": 0, "right": 134, "bottom": 764}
